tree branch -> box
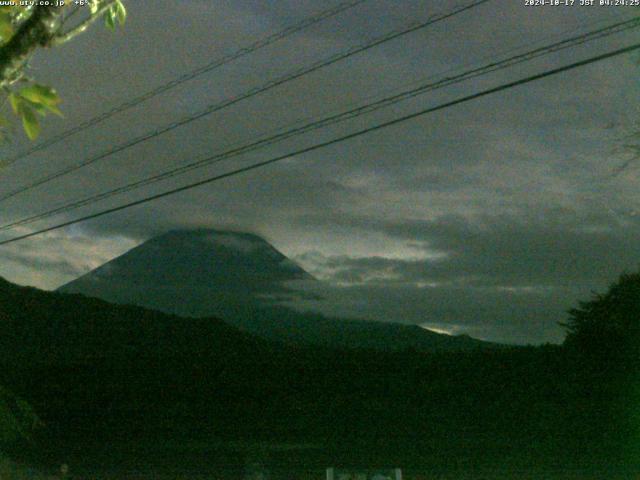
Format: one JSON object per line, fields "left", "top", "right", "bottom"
{"left": 0, "top": 6, "right": 65, "bottom": 88}
{"left": 52, "top": 0, "right": 117, "bottom": 46}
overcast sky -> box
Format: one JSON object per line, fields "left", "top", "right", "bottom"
{"left": 0, "top": 0, "right": 639, "bottom": 344}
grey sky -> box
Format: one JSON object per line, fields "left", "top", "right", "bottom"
{"left": 0, "top": 0, "right": 638, "bottom": 343}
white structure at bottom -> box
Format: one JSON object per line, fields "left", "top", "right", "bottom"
{"left": 326, "top": 468, "right": 402, "bottom": 480}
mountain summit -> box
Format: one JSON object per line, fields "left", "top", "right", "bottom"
{"left": 59, "top": 229, "right": 313, "bottom": 319}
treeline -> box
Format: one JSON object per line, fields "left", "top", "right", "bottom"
{"left": 0, "top": 274, "right": 637, "bottom": 476}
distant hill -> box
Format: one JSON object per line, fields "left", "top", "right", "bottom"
{"left": 0, "top": 274, "right": 260, "bottom": 462}
{"left": 0, "top": 275, "right": 263, "bottom": 366}
{"left": 218, "top": 305, "right": 486, "bottom": 352}
{"left": 58, "top": 229, "right": 486, "bottom": 352}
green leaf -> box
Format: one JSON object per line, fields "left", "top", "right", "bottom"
{"left": 104, "top": 8, "right": 116, "bottom": 31}
{"left": 7, "top": 85, "right": 64, "bottom": 139}
{"left": 105, "top": 1, "right": 126, "bottom": 31}
{"left": 0, "top": 12, "right": 13, "bottom": 42}
{"left": 24, "top": 100, "right": 48, "bottom": 116}
{"left": 44, "top": 103, "right": 63, "bottom": 117}
{"left": 20, "top": 106, "right": 40, "bottom": 140}
{"left": 0, "top": 115, "right": 8, "bottom": 142}
{"left": 115, "top": 0, "right": 126, "bottom": 25}
{"left": 19, "top": 84, "right": 61, "bottom": 107}
{"left": 8, "top": 93, "right": 22, "bottom": 115}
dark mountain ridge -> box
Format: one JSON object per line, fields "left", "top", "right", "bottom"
{"left": 57, "top": 229, "right": 486, "bottom": 352}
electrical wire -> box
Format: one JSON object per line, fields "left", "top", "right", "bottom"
{"left": 0, "top": 0, "right": 492, "bottom": 203}
{"left": 1, "top": 16, "right": 637, "bottom": 232}
{"left": 1, "top": 41, "right": 637, "bottom": 246}
{"left": 0, "top": 0, "right": 370, "bottom": 168}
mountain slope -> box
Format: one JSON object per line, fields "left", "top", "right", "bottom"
{"left": 58, "top": 229, "right": 313, "bottom": 319}
{"left": 0, "top": 275, "right": 271, "bottom": 459}
{"left": 58, "top": 228, "right": 487, "bottom": 352}
{"left": 223, "top": 305, "right": 486, "bottom": 352}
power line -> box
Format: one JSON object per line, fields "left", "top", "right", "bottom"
{"left": 0, "top": 0, "right": 492, "bottom": 204}
{"left": 1, "top": 41, "right": 638, "bottom": 247}
{"left": 0, "top": 0, "right": 369, "bottom": 168}
{"left": 1, "top": 17, "right": 637, "bottom": 232}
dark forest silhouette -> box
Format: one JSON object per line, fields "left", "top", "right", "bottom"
{"left": 0, "top": 271, "right": 637, "bottom": 478}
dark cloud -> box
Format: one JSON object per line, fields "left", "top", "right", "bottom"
{"left": 1, "top": 250, "right": 82, "bottom": 279}
{"left": 289, "top": 213, "right": 640, "bottom": 343}
{"left": 297, "top": 212, "right": 640, "bottom": 287}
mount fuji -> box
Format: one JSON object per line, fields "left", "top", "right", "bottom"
{"left": 59, "top": 229, "right": 486, "bottom": 351}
